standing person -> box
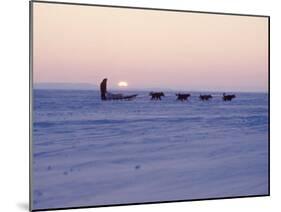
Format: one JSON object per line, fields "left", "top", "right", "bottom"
{"left": 100, "top": 78, "right": 107, "bottom": 100}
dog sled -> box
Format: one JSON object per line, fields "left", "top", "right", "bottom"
{"left": 106, "top": 93, "right": 138, "bottom": 100}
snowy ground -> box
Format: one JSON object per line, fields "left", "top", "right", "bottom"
{"left": 32, "top": 90, "right": 269, "bottom": 210}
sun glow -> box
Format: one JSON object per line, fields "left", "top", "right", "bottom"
{"left": 118, "top": 81, "right": 128, "bottom": 87}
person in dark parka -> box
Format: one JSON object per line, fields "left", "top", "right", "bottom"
{"left": 100, "top": 78, "right": 107, "bottom": 100}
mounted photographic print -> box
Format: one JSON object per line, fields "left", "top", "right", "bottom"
{"left": 30, "top": 1, "right": 270, "bottom": 211}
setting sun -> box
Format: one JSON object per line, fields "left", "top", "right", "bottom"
{"left": 118, "top": 81, "right": 128, "bottom": 87}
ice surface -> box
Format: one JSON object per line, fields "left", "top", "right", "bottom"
{"left": 32, "top": 90, "right": 268, "bottom": 209}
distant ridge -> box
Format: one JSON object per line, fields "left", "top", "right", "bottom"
{"left": 34, "top": 83, "right": 98, "bottom": 90}
{"left": 33, "top": 83, "right": 267, "bottom": 93}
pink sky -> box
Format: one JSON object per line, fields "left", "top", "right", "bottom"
{"left": 33, "top": 2, "right": 268, "bottom": 92}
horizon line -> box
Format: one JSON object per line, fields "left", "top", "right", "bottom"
{"left": 33, "top": 82, "right": 268, "bottom": 93}
{"left": 33, "top": 88, "right": 268, "bottom": 94}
